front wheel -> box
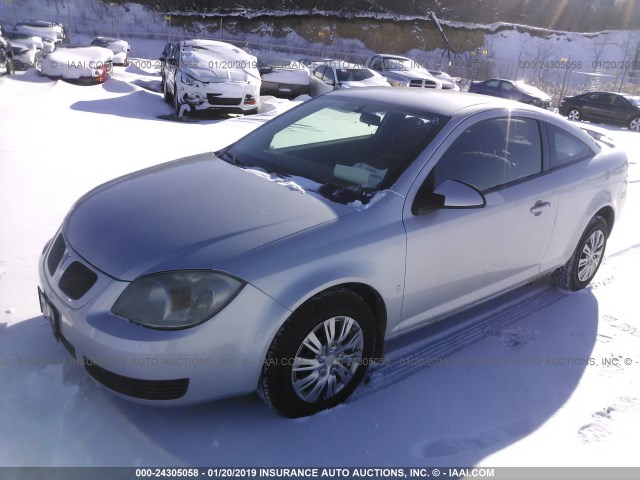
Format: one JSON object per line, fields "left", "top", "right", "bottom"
{"left": 567, "top": 108, "right": 581, "bottom": 121}
{"left": 629, "top": 117, "right": 640, "bottom": 132}
{"left": 174, "top": 85, "right": 184, "bottom": 117}
{"left": 259, "top": 289, "right": 376, "bottom": 418}
{"left": 553, "top": 216, "right": 608, "bottom": 291}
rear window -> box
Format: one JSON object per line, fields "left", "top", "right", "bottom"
{"left": 548, "top": 124, "right": 594, "bottom": 169}
{"left": 336, "top": 69, "right": 374, "bottom": 82}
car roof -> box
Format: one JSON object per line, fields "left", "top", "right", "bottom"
{"left": 379, "top": 54, "right": 411, "bottom": 60}
{"left": 328, "top": 88, "right": 544, "bottom": 116}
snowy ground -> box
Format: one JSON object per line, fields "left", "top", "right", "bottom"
{"left": 0, "top": 63, "right": 639, "bottom": 468}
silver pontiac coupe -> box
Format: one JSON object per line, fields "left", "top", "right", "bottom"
{"left": 39, "top": 89, "right": 627, "bottom": 417}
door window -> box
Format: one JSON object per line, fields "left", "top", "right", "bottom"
{"left": 431, "top": 117, "right": 542, "bottom": 192}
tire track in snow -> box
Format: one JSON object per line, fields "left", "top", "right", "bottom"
{"left": 350, "top": 287, "right": 564, "bottom": 401}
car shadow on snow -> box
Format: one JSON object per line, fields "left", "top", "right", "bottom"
{"left": 0, "top": 279, "right": 600, "bottom": 466}
{"left": 70, "top": 89, "right": 190, "bottom": 122}
{"left": 100, "top": 77, "right": 138, "bottom": 94}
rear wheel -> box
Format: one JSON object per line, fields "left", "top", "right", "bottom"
{"left": 553, "top": 216, "right": 608, "bottom": 291}
{"left": 259, "top": 289, "right": 376, "bottom": 418}
{"left": 629, "top": 117, "right": 640, "bottom": 132}
{"left": 567, "top": 108, "right": 581, "bottom": 121}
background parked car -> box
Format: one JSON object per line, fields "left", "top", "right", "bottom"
{"left": 468, "top": 78, "right": 552, "bottom": 108}
{"left": 559, "top": 91, "right": 640, "bottom": 132}
{"left": 159, "top": 42, "right": 175, "bottom": 86}
{"left": 40, "top": 45, "right": 113, "bottom": 84}
{"left": 428, "top": 70, "right": 460, "bottom": 90}
{"left": 91, "top": 37, "right": 130, "bottom": 66}
{"left": 161, "top": 39, "right": 261, "bottom": 117}
{"left": 14, "top": 21, "right": 66, "bottom": 51}
{"left": 258, "top": 57, "right": 310, "bottom": 98}
{"left": 14, "top": 20, "right": 66, "bottom": 42}
{"left": 0, "top": 33, "right": 15, "bottom": 76}
{"left": 365, "top": 54, "right": 443, "bottom": 88}
{"left": 5, "top": 31, "right": 44, "bottom": 70}
{"left": 298, "top": 56, "right": 334, "bottom": 71}
{"left": 309, "top": 62, "right": 390, "bottom": 96}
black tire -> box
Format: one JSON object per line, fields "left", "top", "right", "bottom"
{"left": 567, "top": 108, "right": 581, "bottom": 122}
{"left": 259, "top": 288, "right": 376, "bottom": 418}
{"left": 162, "top": 78, "right": 171, "bottom": 103}
{"left": 244, "top": 108, "right": 259, "bottom": 115}
{"left": 629, "top": 116, "right": 640, "bottom": 132}
{"left": 553, "top": 216, "right": 608, "bottom": 291}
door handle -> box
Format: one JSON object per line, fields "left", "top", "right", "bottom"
{"left": 530, "top": 200, "right": 551, "bottom": 216}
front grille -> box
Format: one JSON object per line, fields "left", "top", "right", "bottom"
{"left": 206, "top": 95, "right": 242, "bottom": 106}
{"left": 58, "top": 261, "right": 98, "bottom": 300}
{"left": 408, "top": 79, "right": 437, "bottom": 88}
{"left": 84, "top": 357, "right": 189, "bottom": 400}
{"left": 47, "top": 234, "right": 66, "bottom": 275}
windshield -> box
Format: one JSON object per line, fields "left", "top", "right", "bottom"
{"left": 383, "top": 57, "right": 420, "bottom": 71}
{"left": 625, "top": 96, "right": 640, "bottom": 106}
{"left": 336, "top": 68, "right": 374, "bottom": 82}
{"left": 219, "top": 96, "right": 448, "bottom": 204}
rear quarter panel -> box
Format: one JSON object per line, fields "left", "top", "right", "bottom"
{"left": 540, "top": 148, "right": 627, "bottom": 273}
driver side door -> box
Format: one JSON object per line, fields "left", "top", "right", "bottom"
{"left": 400, "top": 113, "right": 559, "bottom": 331}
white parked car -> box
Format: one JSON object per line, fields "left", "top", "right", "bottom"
{"left": 14, "top": 21, "right": 66, "bottom": 51}
{"left": 310, "top": 63, "right": 391, "bottom": 96}
{"left": 162, "top": 39, "right": 261, "bottom": 117}
{"left": 5, "top": 32, "right": 44, "bottom": 70}
{"left": 91, "top": 37, "right": 130, "bottom": 66}
{"left": 41, "top": 45, "right": 113, "bottom": 84}
{"left": 428, "top": 70, "right": 461, "bottom": 90}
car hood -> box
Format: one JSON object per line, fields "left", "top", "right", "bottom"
{"left": 387, "top": 70, "right": 439, "bottom": 81}
{"left": 64, "top": 153, "right": 354, "bottom": 281}
{"left": 340, "top": 76, "right": 389, "bottom": 88}
{"left": 182, "top": 66, "right": 250, "bottom": 83}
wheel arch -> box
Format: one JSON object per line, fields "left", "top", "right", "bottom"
{"left": 277, "top": 282, "right": 388, "bottom": 361}
{"left": 594, "top": 205, "right": 615, "bottom": 237}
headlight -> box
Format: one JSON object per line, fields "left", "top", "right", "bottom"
{"left": 180, "top": 72, "right": 203, "bottom": 88}
{"left": 392, "top": 81, "right": 407, "bottom": 87}
{"left": 112, "top": 271, "right": 244, "bottom": 329}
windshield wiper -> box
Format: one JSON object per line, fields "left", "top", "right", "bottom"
{"left": 217, "top": 148, "right": 250, "bottom": 168}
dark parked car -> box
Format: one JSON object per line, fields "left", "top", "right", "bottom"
{"left": 468, "top": 78, "right": 551, "bottom": 109}
{"left": 559, "top": 91, "right": 640, "bottom": 132}
{"left": 0, "top": 32, "right": 15, "bottom": 76}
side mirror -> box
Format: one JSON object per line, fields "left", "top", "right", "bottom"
{"left": 413, "top": 179, "right": 485, "bottom": 216}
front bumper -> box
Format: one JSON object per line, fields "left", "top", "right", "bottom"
{"left": 176, "top": 79, "right": 260, "bottom": 113}
{"left": 38, "top": 230, "right": 291, "bottom": 405}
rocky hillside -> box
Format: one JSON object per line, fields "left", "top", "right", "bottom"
{"left": 125, "top": 0, "right": 639, "bottom": 32}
